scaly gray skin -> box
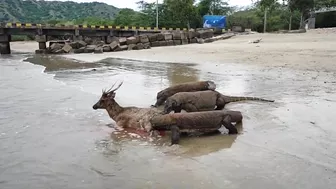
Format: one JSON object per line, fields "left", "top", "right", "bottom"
{"left": 150, "top": 110, "right": 243, "bottom": 145}
{"left": 152, "top": 80, "right": 216, "bottom": 107}
{"left": 164, "top": 90, "right": 274, "bottom": 114}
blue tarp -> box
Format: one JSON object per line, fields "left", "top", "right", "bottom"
{"left": 203, "top": 15, "right": 226, "bottom": 29}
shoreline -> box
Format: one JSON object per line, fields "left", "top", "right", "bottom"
{"left": 9, "top": 28, "right": 336, "bottom": 72}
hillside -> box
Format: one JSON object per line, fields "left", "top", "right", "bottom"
{"left": 0, "top": 0, "right": 120, "bottom": 23}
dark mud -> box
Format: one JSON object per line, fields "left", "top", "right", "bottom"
{"left": 0, "top": 53, "right": 335, "bottom": 189}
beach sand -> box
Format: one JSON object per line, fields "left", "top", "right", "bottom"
{"left": 10, "top": 28, "right": 336, "bottom": 71}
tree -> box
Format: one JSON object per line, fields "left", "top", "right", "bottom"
{"left": 255, "top": 0, "right": 277, "bottom": 32}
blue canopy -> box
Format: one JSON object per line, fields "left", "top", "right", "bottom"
{"left": 203, "top": 15, "right": 226, "bottom": 29}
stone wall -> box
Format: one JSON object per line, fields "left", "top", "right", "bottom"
{"left": 36, "top": 29, "right": 234, "bottom": 54}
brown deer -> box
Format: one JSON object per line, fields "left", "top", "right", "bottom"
{"left": 92, "top": 81, "right": 164, "bottom": 135}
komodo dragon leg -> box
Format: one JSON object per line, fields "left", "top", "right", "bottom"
{"left": 170, "top": 125, "right": 180, "bottom": 145}
{"left": 183, "top": 103, "right": 198, "bottom": 112}
{"left": 215, "top": 97, "right": 226, "bottom": 110}
{"left": 222, "top": 115, "right": 238, "bottom": 134}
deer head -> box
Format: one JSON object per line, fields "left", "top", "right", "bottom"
{"left": 92, "top": 81, "right": 123, "bottom": 110}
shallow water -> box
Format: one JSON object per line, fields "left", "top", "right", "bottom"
{"left": 0, "top": 53, "right": 336, "bottom": 189}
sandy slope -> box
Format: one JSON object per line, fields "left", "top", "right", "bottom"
{"left": 10, "top": 28, "right": 336, "bottom": 71}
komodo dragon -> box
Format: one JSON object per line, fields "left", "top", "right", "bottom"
{"left": 152, "top": 80, "right": 216, "bottom": 107}
{"left": 150, "top": 110, "right": 243, "bottom": 145}
{"left": 164, "top": 90, "right": 274, "bottom": 114}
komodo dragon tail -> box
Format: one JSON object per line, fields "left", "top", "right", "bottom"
{"left": 226, "top": 96, "right": 275, "bottom": 103}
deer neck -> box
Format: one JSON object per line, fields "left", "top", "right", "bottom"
{"left": 105, "top": 100, "right": 124, "bottom": 120}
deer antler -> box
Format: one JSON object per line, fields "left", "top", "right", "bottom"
{"left": 110, "top": 81, "right": 123, "bottom": 93}
{"left": 105, "top": 81, "right": 117, "bottom": 93}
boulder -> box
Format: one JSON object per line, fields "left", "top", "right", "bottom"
{"left": 115, "top": 45, "right": 128, "bottom": 51}
{"left": 143, "top": 42, "right": 151, "bottom": 49}
{"left": 127, "top": 36, "right": 139, "bottom": 45}
{"left": 128, "top": 44, "right": 137, "bottom": 50}
{"left": 94, "top": 47, "right": 103, "bottom": 53}
{"left": 62, "top": 44, "right": 72, "bottom": 53}
{"left": 166, "top": 40, "right": 174, "bottom": 46}
{"left": 174, "top": 40, "right": 182, "bottom": 45}
{"left": 172, "top": 31, "right": 181, "bottom": 40}
{"left": 159, "top": 41, "right": 167, "bottom": 46}
{"left": 106, "top": 36, "right": 119, "bottom": 44}
{"left": 70, "top": 40, "right": 87, "bottom": 49}
{"left": 119, "top": 37, "right": 127, "bottom": 45}
{"left": 109, "top": 41, "right": 119, "bottom": 51}
{"left": 163, "top": 33, "right": 173, "bottom": 40}
{"left": 94, "top": 40, "right": 105, "bottom": 47}
{"left": 140, "top": 35, "right": 149, "bottom": 43}
{"left": 197, "top": 38, "right": 204, "bottom": 44}
{"left": 150, "top": 41, "right": 160, "bottom": 47}
{"left": 204, "top": 38, "right": 215, "bottom": 43}
{"left": 157, "top": 33, "right": 165, "bottom": 41}
{"left": 189, "top": 38, "right": 198, "bottom": 43}
{"left": 103, "top": 45, "right": 111, "bottom": 52}
{"left": 181, "top": 39, "right": 189, "bottom": 45}
{"left": 74, "top": 47, "right": 85, "bottom": 54}
{"left": 197, "top": 30, "right": 214, "bottom": 39}
{"left": 147, "top": 34, "right": 157, "bottom": 42}
{"left": 49, "top": 43, "right": 64, "bottom": 53}
{"left": 188, "top": 31, "right": 197, "bottom": 39}
{"left": 84, "top": 37, "right": 93, "bottom": 45}
{"left": 135, "top": 43, "right": 144, "bottom": 50}
{"left": 54, "top": 49, "right": 65, "bottom": 54}
{"left": 84, "top": 45, "right": 96, "bottom": 53}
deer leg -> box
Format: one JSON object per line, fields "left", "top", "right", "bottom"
{"left": 170, "top": 125, "right": 180, "bottom": 145}
{"left": 222, "top": 115, "right": 238, "bottom": 135}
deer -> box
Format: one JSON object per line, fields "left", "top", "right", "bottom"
{"left": 92, "top": 81, "right": 164, "bottom": 136}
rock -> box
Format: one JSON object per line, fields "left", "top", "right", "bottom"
{"left": 174, "top": 40, "right": 182, "bottom": 45}
{"left": 115, "top": 45, "right": 128, "bottom": 51}
{"left": 126, "top": 36, "right": 139, "bottom": 45}
{"left": 166, "top": 40, "right": 174, "bottom": 46}
{"left": 143, "top": 42, "right": 151, "bottom": 49}
{"left": 70, "top": 40, "right": 87, "bottom": 49}
{"left": 181, "top": 39, "right": 189, "bottom": 45}
{"left": 148, "top": 34, "right": 157, "bottom": 42}
{"left": 103, "top": 45, "right": 111, "bottom": 52}
{"left": 163, "top": 33, "right": 173, "bottom": 40}
{"left": 128, "top": 44, "right": 137, "bottom": 50}
{"left": 94, "top": 47, "right": 103, "bottom": 54}
{"left": 62, "top": 44, "right": 72, "bottom": 53}
{"left": 172, "top": 31, "right": 181, "bottom": 40}
{"left": 35, "top": 49, "right": 47, "bottom": 54}
{"left": 127, "top": 36, "right": 140, "bottom": 45}
{"left": 150, "top": 41, "right": 160, "bottom": 47}
{"left": 94, "top": 40, "right": 105, "bottom": 47}
{"left": 181, "top": 32, "right": 187, "bottom": 40}
{"left": 135, "top": 43, "right": 144, "bottom": 50}
{"left": 197, "top": 30, "right": 214, "bottom": 39}
{"left": 140, "top": 35, "right": 149, "bottom": 43}
{"left": 119, "top": 37, "right": 127, "bottom": 45}
{"left": 204, "top": 38, "right": 215, "bottom": 43}
{"left": 197, "top": 38, "right": 204, "bottom": 44}
{"left": 106, "top": 36, "right": 119, "bottom": 44}
{"left": 188, "top": 31, "right": 197, "bottom": 39}
{"left": 84, "top": 37, "right": 93, "bottom": 45}
{"left": 189, "top": 38, "right": 198, "bottom": 43}
{"left": 159, "top": 41, "right": 167, "bottom": 46}
{"left": 54, "top": 49, "right": 65, "bottom": 54}
{"left": 74, "top": 47, "right": 85, "bottom": 54}
{"left": 109, "top": 41, "right": 119, "bottom": 51}
{"left": 49, "top": 43, "right": 64, "bottom": 53}
{"left": 231, "top": 25, "right": 245, "bottom": 32}
{"left": 157, "top": 33, "right": 165, "bottom": 41}
{"left": 84, "top": 45, "right": 96, "bottom": 53}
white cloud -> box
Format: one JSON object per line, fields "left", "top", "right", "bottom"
{"left": 44, "top": 0, "right": 254, "bottom": 11}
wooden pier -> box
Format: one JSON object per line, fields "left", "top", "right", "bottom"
{"left": 0, "top": 22, "right": 190, "bottom": 54}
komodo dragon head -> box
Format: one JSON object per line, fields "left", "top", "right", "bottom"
{"left": 92, "top": 81, "right": 123, "bottom": 110}
{"left": 163, "top": 97, "right": 181, "bottom": 114}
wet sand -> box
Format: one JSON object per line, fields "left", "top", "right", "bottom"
{"left": 3, "top": 28, "right": 336, "bottom": 189}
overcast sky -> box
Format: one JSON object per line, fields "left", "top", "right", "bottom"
{"left": 45, "top": 0, "right": 254, "bottom": 11}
